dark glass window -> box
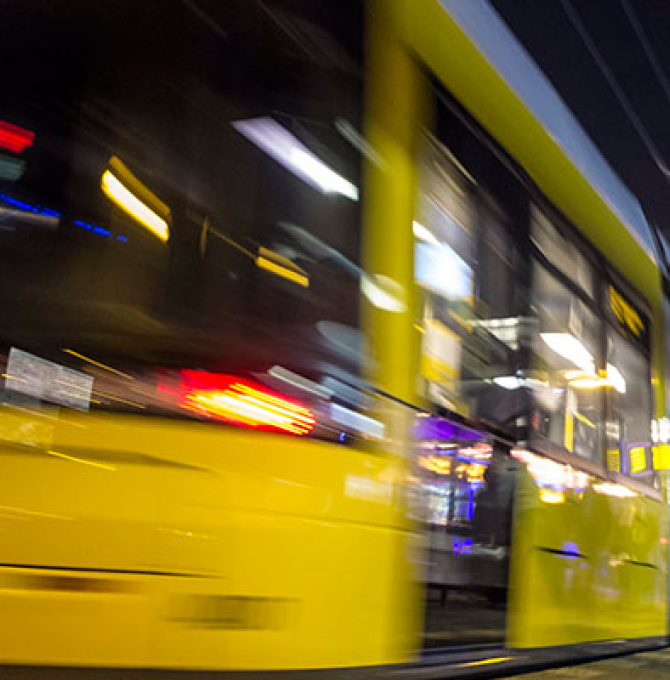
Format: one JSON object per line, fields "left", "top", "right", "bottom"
{"left": 604, "top": 285, "right": 656, "bottom": 486}
{"left": 530, "top": 262, "right": 603, "bottom": 460}
{"left": 529, "top": 205, "right": 656, "bottom": 482}
{"left": 415, "top": 414, "right": 515, "bottom": 647}
{"left": 414, "top": 133, "right": 526, "bottom": 435}
{"left": 0, "top": 0, "right": 364, "bottom": 436}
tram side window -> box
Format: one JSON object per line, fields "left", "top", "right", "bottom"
{"left": 531, "top": 207, "right": 594, "bottom": 299}
{"left": 529, "top": 221, "right": 603, "bottom": 461}
{"left": 605, "top": 299, "right": 656, "bottom": 485}
{"left": 414, "top": 137, "right": 525, "bottom": 433}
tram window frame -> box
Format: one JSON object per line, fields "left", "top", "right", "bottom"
{"left": 414, "top": 131, "right": 530, "bottom": 438}
{"left": 528, "top": 203, "right": 606, "bottom": 473}
{"left": 602, "top": 269, "right": 658, "bottom": 489}
{"left": 527, "top": 198, "right": 657, "bottom": 490}
{"left": 419, "top": 75, "right": 659, "bottom": 495}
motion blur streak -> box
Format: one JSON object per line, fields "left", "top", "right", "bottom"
{"left": 232, "top": 117, "right": 359, "bottom": 200}
{"left": 256, "top": 247, "right": 310, "bottom": 287}
{"left": 46, "top": 449, "right": 116, "bottom": 472}
{"left": 592, "top": 481, "right": 638, "bottom": 498}
{"left": 62, "top": 349, "right": 134, "bottom": 380}
{"left": 101, "top": 167, "right": 170, "bottom": 242}
{"left": 0, "top": 119, "right": 34, "bottom": 154}
{"left": 456, "top": 657, "right": 512, "bottom": 668}
{"left": 181, "top": 380, "right": 315, "bottom": 435}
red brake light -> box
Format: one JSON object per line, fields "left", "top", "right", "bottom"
{"left": 175, "top": 371, "right": 315, "bottom": 436}
{"left": 0, "top": 120, "right": 35, "bottom": 154}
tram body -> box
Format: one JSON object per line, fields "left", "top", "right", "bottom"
{"left": 0, "top": 0, "right": 667, "bottom": 675}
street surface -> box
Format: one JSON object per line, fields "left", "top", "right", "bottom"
{"left": 516, "top": 648, "right": 670, "bottom": 679}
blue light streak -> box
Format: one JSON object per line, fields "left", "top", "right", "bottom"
{"left": 0, "top": 194, "right": 128, "bottom": 243}
{"left": 0, "top": 193, "right": 60, "bottom": 217}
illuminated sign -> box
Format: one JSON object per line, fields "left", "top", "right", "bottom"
{"left": 652, "top": 445, "right": 670, "bottom": 470}
{"left": 629, "top": 445, "right": 647, "bottom": 474}
{"left": 609, "top": 285, "right": 645, "bottom": 339}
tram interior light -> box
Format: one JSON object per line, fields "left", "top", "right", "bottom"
{"left": 232, "top": 117, "right": 358, "bottom": 201}
{"left": 414, "top": 220, "right": 473, "bottom": 299}
{"left": 563, "top": 363, "right": 626, "bottom": 392}
{"left": 592, "top": 481, "right": 637, "bottom": 498}
{"left": 413, "top": 220, "right": 439, "bottom": 245}
{"left": 540, "top": 332, "right": 594, "bottom": 373}
{"left": 493, "top": 376, "right": 521, "bottom": 390}
{"left": 606, "top": 363, "right": 626, "bottom": 393}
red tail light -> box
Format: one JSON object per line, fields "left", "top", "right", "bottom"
{"left": 0, "top": 120, "right": 35, "bottom": 154}
{"left": 174, "top": 371, "right": 315, "bottom": 436}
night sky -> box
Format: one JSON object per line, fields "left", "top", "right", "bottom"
{"left": 490, "top": 0, "right": 670, "bottom": 256}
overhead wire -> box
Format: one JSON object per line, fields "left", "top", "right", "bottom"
{"left": 619, "top": 0, "right": 670, "bottom": 270}
{"left": 561, "top": 0, "right": 670, "bottom": 273}
{"left": 560, "top": 0, "right": 670, "bottom": 179}
{"left": 620, "top": 0, "right": 670, "bottom": 110}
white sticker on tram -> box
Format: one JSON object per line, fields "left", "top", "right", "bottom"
{"left": 5, "top": 347, "right": 94, "bottom": 411}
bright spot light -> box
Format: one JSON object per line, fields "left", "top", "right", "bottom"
{"left": 539, "top": 488, "right": 565, "bottom": 504}
{"left": 540, "top": 333, "right": 594, "bottom": 373}
{"left": 101, "top": 170, "right": 169, "bottom": 243}
{"left": 360, "top": 274, "right": 406, "bottom": 312}
{"left": 232, "top": 117, "right": 358, "bottom": 201}
{"left": 493, "top": 376, "right": 520, "bottom": 390}
{"left": 606, "top": 363, "right": 626, "bottom": 394}
{"left": 413, "top": 220, "right": 440, "bottom": 245}
{"left": 181, "top": 378, "right": 315, "bottom": 436}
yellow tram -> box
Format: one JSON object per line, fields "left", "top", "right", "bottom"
{"left": 0, "top": 0, "right": 668, "bottom": 676}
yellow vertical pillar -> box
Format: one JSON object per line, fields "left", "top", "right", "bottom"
{"left": 652, "top": 297, "right": 669, "bottom": 501}
{"left": 362, "top": 0, "right": 425, "bottom": 406}
{"left": 361, "top": 0, "right": 428, "bottom": 662}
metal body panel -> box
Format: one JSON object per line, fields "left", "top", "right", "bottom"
{"left": 0, "top": 410, "right": 413, "bottom": 669}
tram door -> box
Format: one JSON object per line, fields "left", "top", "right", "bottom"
{"left": 412, "top": 123, "right": 524, "bottom": 646}
{"left": 414, "top": 424, "right": 515, "bottom": 647}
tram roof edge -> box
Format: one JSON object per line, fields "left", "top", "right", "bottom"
{"left": 392, "top": 0, "right": 658, "bottom": 274}
{"left": 440, "top": 0, "right": 657, "bottom": 262}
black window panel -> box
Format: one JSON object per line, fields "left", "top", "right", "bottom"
{"left": 0, "top": 0, "right": 364, "bottom": 435}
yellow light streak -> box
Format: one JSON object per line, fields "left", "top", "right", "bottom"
{"left": 101, "top": 168, "right": 170, "bottom": 242}
{"left": 46, "top": 449, "right": 116, "bottom": 472}
{"left": 62, "top": 349, "right": 133, "bottom": 380}
{"left": 58, "top": 391, "right": 101, "bottom": 406}
{"left": 93, "top": 390, "right": 146, "bottom": 409}
{"left": 256, "top": 252, "right": 309, "bottom": 287}
{"left": 573, "top": 411, "right": 595, "bottom": 429}
{"left": 2, "top": 373, "right": 27, "bottom": 382}
{"left": 456, "top": 657, "right": 512, "bottom": 668}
